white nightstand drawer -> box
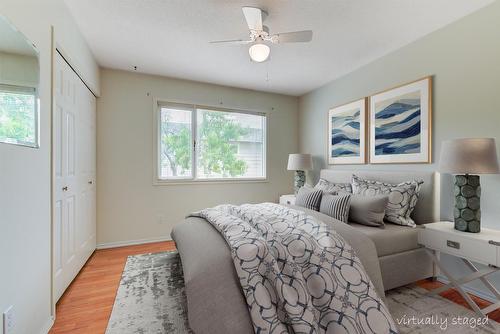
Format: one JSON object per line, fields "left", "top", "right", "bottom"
{"left": 497, "top": 244, "right": 500, "bottom": 267}
{"left": 419, "top": 228, "right": 497, "bottom": 266}
{"left": 279, "top": 194, "right": 296, "bottom": 205}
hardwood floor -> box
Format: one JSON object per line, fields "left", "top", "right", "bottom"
{"left": 49, "top": 241, "right": 176, "bottom": 334}
{"left": 49, "top": 241, "right": 499, "bottom": 333}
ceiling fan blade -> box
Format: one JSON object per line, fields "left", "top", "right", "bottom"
{"left": 209, "top": 39, "right": 252, "bottom": 45}
{"left": 242, "top": 6, "right": 263, "bottom": 31}
{"left": 273, "top": 30, "right": 313, "bottom": 43}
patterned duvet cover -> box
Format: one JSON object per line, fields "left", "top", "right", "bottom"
{"left": 190, "top": 203, "right": 397, "bottom": 334}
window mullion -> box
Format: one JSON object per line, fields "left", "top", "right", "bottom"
{"left": 192, "top": 108, "right": 197, "bottom": 180}
{"left": 157, "top": 105, "right": 162, "bottom": 180}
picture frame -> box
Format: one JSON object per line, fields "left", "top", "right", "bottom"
{"left": 369, "top": 77, "right": 432, "bottom": 164}
{"left": 327, "top": 98, "right": 367, "bottom": 165}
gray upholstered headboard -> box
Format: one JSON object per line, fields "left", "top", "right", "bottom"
{"left": 319, "top": 169, "right": 439, "bottom": 225}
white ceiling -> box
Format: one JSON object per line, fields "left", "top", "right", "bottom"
{"left": 65, "top": 0, "right": 493, "bottom": 96}
{"left": 0, "top": 17, "right": 37, "bottom": 56}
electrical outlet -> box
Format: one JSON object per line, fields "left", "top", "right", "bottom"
{"left": 3, "top": 305, "right": 14, "bottom": 334}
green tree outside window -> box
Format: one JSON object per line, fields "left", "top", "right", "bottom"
{"left": 161, "top": 109, "right": 250, "bottom": 178}
{"left": 0, "top": 88, "right": 36, "bottom": 146}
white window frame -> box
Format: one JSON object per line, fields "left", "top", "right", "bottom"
{"left": 153, "top": 99, "right": 268, "bottom": 185}
{"left": 0, "top": 83, "right": 39, "bottom": 148}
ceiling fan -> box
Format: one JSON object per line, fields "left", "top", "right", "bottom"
{"left": 210, "top": 7, "right": 313, "bottom": 63}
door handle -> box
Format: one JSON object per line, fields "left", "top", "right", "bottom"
{"left": 62, "top": 186, "right": 68, "bottom": 191}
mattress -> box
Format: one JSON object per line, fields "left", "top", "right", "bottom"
{"left": 348, "top": 222, "right": 423, "bottom": 257}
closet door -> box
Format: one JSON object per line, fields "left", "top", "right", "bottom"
{"left": 53, "top": 52, "right": 96, "bottom": 301}
{"left": 78, "top": 80, "right": 96, "bottom": 259}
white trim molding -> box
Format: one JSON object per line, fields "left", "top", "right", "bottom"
{"left": 96, "top": 236, "right": 173, "bottom": 250}
{"left": 40, "top": 316, "right": 55, "bottom": 334}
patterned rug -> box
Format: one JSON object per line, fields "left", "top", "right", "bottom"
{"left": 107, "top": 251, "right": 497, "bottom": 333}
{"left": 106, "top": 251, "right": 192, "bottom": 333}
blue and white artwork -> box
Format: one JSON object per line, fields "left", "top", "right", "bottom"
{"left": 328, "top": 98, "right": 366, "bottom": 165}
{"left": 374, "top": 91, "right": 421, "bottom": 155}
{"left": 331, "top": 109, "right": 360, "bottom": 157}
{"left": 369, "top": 77, "right": 431, "bottom": 164}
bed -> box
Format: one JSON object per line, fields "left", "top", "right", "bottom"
{"left": 319, "top": 170, "right": 437, "bottom": 290}
{"left": 171, "top": 170, "right": 437, "bottom": 333}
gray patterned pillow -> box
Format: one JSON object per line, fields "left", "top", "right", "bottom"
{"left": 314, "top": 178, "right": 352, "bottom": 194}
{"left": 295, "top": 187, "right": 323, "bottom": 211}
{"left": 351, "top": 175, "right": 423, "bottom": 227}
{"left": 319, "top": 194, "right": 352, "bottom": 223}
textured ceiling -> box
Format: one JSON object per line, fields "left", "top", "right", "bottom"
{"left": 65, "top": 0, "right": 493, "bottom": 96}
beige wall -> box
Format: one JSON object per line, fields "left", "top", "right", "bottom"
{"left": 299, "top": 1, "right": 500, "bottom": 300}
{"left": 97, "top": 69, "right": 298, "bottom": 246}
{"left": 0, "top": 1, "right": 99, "bottom": 333}
{"left": 0, "top": 51, "right": 38, "bottom": 87}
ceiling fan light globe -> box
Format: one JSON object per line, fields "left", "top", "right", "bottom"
{"left": 249, "top": 43, "right": 270, "bottom": 62}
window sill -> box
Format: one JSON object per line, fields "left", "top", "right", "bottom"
{"left": 153, "top": 177, "right": 268, "bottom": 186}
{"left": 0, "top": 140, "right": 39, "bottom": 149}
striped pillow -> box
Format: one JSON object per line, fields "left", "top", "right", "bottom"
{"left": 295, "top": 187, "right": 323, "bottom": 211}
{"left": 319, "top": 194, "right": 352, "bottom": 223}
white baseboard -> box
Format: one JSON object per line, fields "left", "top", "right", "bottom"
{"left": 437, "top": 275, "right": 496, "bottom": 303}
{"left": 40, "top": 316, "right": 55, "bottom": 334}
{"left": 96, "top": 236, "right": 173, "bottom": 250}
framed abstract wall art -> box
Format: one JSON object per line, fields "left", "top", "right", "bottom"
{"left": 328, "top": 98, "right": 367, "bottom": 165}
{"left": 369, "top": 77, "right": 432, "bottom": 164}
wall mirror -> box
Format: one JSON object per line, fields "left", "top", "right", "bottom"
{"left": 0, "top": 16, "right": 40, "bottom": 148}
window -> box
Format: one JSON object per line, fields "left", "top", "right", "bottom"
{"left": 0, "top": 84, "right": 38, "bottom": 147}
{"left": 158, "top": 103, "right": 266, "bottom": 182}
{"left": 159, "top": 106, "right": 193, "bottom": 179}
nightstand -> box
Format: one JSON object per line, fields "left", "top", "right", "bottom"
{"left": 279, "top": 194, "right": 296, "bottom": 205}
{"left": 418, "top": 221, "right": 500, "bottom": 317}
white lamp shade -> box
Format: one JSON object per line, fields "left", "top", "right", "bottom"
{"left": 439, "top": 138, "right": 500, "bottom": 174}
{"left": 249, "top": 43, "right": 270, "bottom": 62}
{"left": 287, "top": 154, "right": 313, "bottom": 171}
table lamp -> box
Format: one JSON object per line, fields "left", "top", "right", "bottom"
{"left": 439, "top": 138, "right": 500, "bottom": 233}
{"left": 287, "top": 154, "right": 313, "bottom": 194}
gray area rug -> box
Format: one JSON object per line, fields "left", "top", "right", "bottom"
{"left": 106, "top": 251, "right": 192, "bottom": 334}
{"left": 107, "top": 251, "right": 497, "bottom": 333}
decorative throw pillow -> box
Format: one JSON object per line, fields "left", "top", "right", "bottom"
{"left": 319, "top": 194, "right": 352, "bottom": 223}
{"left": 349, "top": 195, "right": 389, "bottom": 228}
{"left": 295, "top": 187, "right": 323, "bottom": 211}
{"left": 351, "top": 175, "right": 423, "bottom": 227}
{"left": 314, "top": 178, "right": 352, "bottom": 194}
